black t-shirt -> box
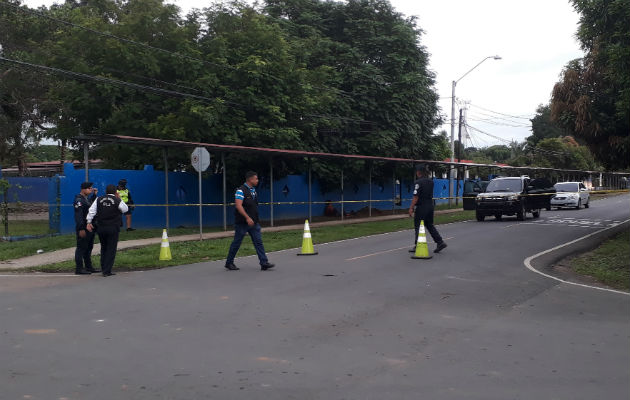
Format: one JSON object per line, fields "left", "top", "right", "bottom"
{"left": 413, "top": 178, "right": 434, "bottom": 210}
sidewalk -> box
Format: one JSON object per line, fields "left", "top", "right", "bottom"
{"left": 0, "top": 209, "right": 461, "bottom": 270}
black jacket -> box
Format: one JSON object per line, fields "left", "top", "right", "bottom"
{"left": 74, "top": 193, "right": 96, "bottom": 231}
{"left": 234, "top": 184, "right": 259, "bottom": 224}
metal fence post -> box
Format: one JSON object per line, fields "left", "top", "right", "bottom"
{"left": 222, "top": 153, "right": 227, "bottom": 231}
{"left": 163, "top": 147, "right": 169, "bottom": 231}
{"left": 368, "top": 163, "right": 372, "bottom": 218}
{"left": 83, "top": 141, "right": 89, "bottom": 182}
{"left": 308, "top": 158, "right": 312, "bottom": 222}
{"left": 341, "top": 168, "right": 344, "bottom": 221}
{"left": 269, "top": 158, "right": 274, "bottom": 227}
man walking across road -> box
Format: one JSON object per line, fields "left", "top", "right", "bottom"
{"left": 409, "top": 164, "right": 447, "bottom": 253}
{"left": 74, "top": 181, "right": 99, "bottom": 275}
{"left": 86, "top": 184, "right": 128, "bottom": 277}
{"left": 224, "top": 171, "right": 275, "bottom": 271}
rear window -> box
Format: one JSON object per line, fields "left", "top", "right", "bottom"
{"left": 486, "top": 179, "right": 522, "bottom": 192}
{"left": 554, "top": 183, "right": 578, "bottom": 192}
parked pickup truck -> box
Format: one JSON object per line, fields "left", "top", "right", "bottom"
{"left": 475, "top": 176, "right": 556, "bottom": 221}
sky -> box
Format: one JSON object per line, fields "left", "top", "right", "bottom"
{"left": 24, "top": 0, "right": 584, "bottom": 148}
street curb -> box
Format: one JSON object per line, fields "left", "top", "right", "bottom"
{"left": 524, "top": 219, "right": 630, "bottom": 296}
{"left": 0, "top": 208, "right": 463, "bottom": 270}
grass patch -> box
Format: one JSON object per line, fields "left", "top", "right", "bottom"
{"left": 571, "top": 230, "right": 630, "bottom": 291}
{"left": 23, "top": 210, "right": 474, "bottom": 273}
{"left": 0, "top": 226, "right": 219, "bottom": 261}
{"left": 2, "top": 220, "right": 52, "bottom": 236}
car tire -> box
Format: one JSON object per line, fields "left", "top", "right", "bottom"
{"left": 476, "top": 212, "right": 485, "bottom": 222}
{"left": 532, "top": 209, "right": 541, "bottom": 218}
{"left": 585, "top": 200, "right": 589, "bottom": 209}
{"left": 546, "top": 204, "right": 552, "bottom": 211}
{"left": 495, "top": 214, "right": 502, "bottom": 221}
{"left": 575, "top": 199, "right": 581, "bottom": 210}
{"left": 516, "top": 202, "right": 526, "bottom": 221}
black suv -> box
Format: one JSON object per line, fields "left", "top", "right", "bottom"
{"left": 474, "top": 176, "right": 556, "bottom": 221}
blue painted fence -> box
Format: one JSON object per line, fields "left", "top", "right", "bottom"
{"left": 44, "top": 163, "right": 462, "bottom": 233}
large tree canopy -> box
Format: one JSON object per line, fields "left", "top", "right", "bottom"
{"left": 550, "top": 0, "right": 629, "bottom": 170}
{"left": 0, "top": 0, "right": 443, "bottom": 181}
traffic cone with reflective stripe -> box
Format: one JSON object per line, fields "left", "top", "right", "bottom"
{"left": 159, "top": 229, "right": 172, "bottom": 260}
{"left": 411, "top": 220, "right": 432, "bottom": 259}
{"left": 297, "top": 220, "right": 318, "bottom": 256}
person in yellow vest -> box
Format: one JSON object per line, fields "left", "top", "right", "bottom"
{"left": 117, "top": 179, "right": 135, "bottom": 231}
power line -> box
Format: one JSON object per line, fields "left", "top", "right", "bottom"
{"left": 0, "top": 1, "right": 357, "bottom": 100}
{"left": 0, "top": 56, "right": 377, "bottom": 124}
{"left": 468, "top": 103, "right": 533, "bottom": 120}
{"left": 467, "top": 110, "right": 532, "bottom": 126}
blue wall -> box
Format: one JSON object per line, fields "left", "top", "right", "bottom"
{"left": 0, "top": 177, "right": 50, "bottom": 203}
{"left": 49, "top": 163, "right": 464, "bottom": 233}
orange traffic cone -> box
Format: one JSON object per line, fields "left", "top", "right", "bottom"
{"left": 297, "top": 220, "right": 318, "bottom": 256}
{"left": 411, "top": 220, "right": 432, "bottom": 259}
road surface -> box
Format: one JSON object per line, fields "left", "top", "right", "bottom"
{"left": 1, "top": 195, "right": 628, "bottom": 399}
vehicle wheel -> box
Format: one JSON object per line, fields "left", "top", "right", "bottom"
{"left": 575, "top": 199, "right": 581, "bottom": 210}
{"left": 476, "top": 211, "right": 485, "bottom": 222}
{"left": 546, "top": 204, "right": 552, "bottom": 211}
{"left": 532, "top": 209, "right": 541, "bottom": 218}
{"left": 495, "top": 214, "right": 502, "bottom": 221}
{"left": 584, "top": 200, "right": 589, "bottom": 209}
{"left": 516, "top": 202, "right": 526, "bottom": 221}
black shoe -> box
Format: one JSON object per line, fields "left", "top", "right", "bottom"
{"left": 102, "top": 272, "right": 116, "bottom": 277}
{"left": 224, "top": 263, "right": 239, "bottom": 271}
{"left": 434, "top": 242, "right": 447, "bottom": 253}
{"left": 86, "top": 268, "right": 101, "bottom": 273}
{"left": 126, "top": 228, "right": 136, "bottom": 232}
{"left": 75, "top": 269, "right": 91, "bottom": 275}
{"left": 261, "top": 262, "right": 275, "bottom": 271}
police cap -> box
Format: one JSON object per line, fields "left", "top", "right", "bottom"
{"left": 118, "top": 179, "right": 127, "bottom": 186}
{"left": 80, "top": 182, "right": 93, "bottom": 189}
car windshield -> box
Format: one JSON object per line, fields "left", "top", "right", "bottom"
{"left": 554, "top": 183, "right": 579, "bottom": 192}
{"left": 486, "top": 178, "right": 522, "bottom": 192}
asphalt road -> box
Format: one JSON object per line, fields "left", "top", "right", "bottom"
{"left": 1, "top": 195, "right": 629, "bottom": 400}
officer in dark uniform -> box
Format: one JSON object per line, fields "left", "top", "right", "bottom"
{"left": 224, "top": 171, "right": 275, "bottom": 271}
{"left": 86, "top": 184, "right": 128, "bottom": 277}
{"left": 408, "top": 164, "right": 447, "bottom": 253}
{"left": 74, "top": 181, "right": 99, "bottom": 275}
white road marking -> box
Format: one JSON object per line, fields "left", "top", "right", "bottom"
{"left": 345, "top": 237, "right": 454, "bottom": 261}
{"left": 523, "top": 218, "right": 630, "bottom": 296}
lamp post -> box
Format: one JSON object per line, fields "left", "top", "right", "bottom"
{"left": 449, "top": 55, "right": 501, "bottom": 204}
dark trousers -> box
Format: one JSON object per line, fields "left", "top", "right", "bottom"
{"left": 226, "top": 223, "right": 269, "bottom": 265}
{"left": 75, "top": 230, "right": 95, "bottom": 272}
{"left": 413, "top": 207, "right": 443, "bottom": 245}
{"left": 97, "top": 225, "right": 120, "bottom": 274}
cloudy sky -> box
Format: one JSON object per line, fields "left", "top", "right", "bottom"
{"left": 25, "top": 0, "right": 584, "bottom": 148}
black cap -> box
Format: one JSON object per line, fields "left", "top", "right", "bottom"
{"left": 118, "top": 179, "right": 127, "bottom": 186}
{"left": 81, "top": 182, "right": 93, "bottom": 189}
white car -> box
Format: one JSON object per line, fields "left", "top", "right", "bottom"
{"left": 551, "top": 182, "right": 590, "bottom": 209}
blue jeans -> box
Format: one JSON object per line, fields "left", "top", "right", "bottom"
{"left": 226, "top": 223, "right": 269, "bottom": 265}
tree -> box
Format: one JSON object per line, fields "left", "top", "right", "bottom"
{"left": 527, "top": 104, "right": 564, "bottom": 148}
{"left": 550, "top": 0, "right": 630, "bottom": 169}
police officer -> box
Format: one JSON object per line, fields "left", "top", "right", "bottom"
{"left": 408, "top": 164, "right": 447, "bottom": 253}
{"left": 86, "top": 184, "right": 128, "bottom": 277}
{"left": 224, "top": 171, "right": 275, "bottom": 271}
{"left": 117, "top": 179, "right": 135, "bottom": 231}
{"left": 74, "top": 181, "right": 99, "bottom": 275}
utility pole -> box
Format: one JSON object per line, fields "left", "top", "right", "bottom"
{"left": 456, "top": 108, "right": 463, "bottom": 206}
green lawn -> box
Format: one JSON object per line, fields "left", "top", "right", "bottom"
{"left": 0, "top": 226, "right": 219, "bottom": 261}
{"left": 1, "top": 220, "right": 52, "bottom": 236}
{"left": 21, "top": 210, "right": 474, "bottom": 273}
{"left": 571, "top": 230, "right": 630, "bottom": 291}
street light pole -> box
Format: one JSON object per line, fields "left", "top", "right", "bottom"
{"left": 449, "top": 55, "right": 501, "bottom": 205}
